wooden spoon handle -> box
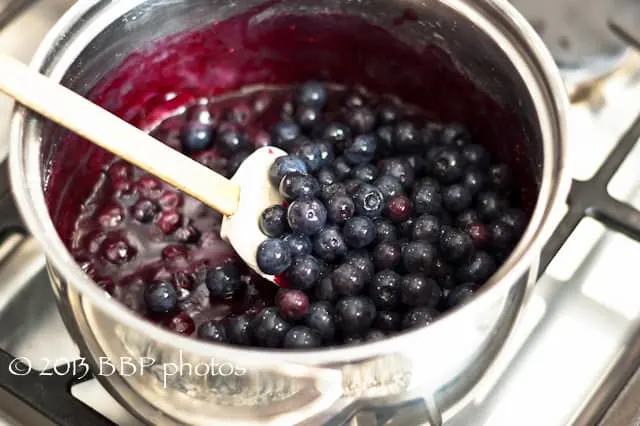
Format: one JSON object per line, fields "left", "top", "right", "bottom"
{"left": 0, "top": 54, "right": 240, "bottom": 216}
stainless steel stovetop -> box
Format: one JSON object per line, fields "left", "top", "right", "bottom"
{"left": 0, "top": 1, "right": 640, "bottom": 425}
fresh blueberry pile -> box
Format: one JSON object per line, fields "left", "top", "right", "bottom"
{"left": 254, "top": 81, "right": 527, "bottom": 348}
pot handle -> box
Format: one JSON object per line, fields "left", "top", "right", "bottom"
{"left": 0, "top": 158, "right": 25, "bottom": 238}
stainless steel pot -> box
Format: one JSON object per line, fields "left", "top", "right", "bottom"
{"left": 7, "top": 0, "right": 570, "bottom": 425}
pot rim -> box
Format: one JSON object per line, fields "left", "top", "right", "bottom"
{"left": 8, "top": 0, "right": 571, "bottom": 365}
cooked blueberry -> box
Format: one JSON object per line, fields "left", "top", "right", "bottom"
{"left": 292, "top": 140, "right": 323, "bottom": 171}
{"left": 217, "top": 129, "right": 248, "bottom": 155}
{"left": 313, "top": 226, "right": 348, "bottom": 262}
{"left": 343, "top": 216, "right": 377, "bottom": 249}
{"left": 227, "top": 150, "right": 251, "bottom": 176}
{"left": 439, "top": 227, "right": 474, "bottom": 263}
{"left": 205, "top": 263, "right": 243, "bottom": 300}
{"left": 433, "top": 257, "right": 456, "bottom": 290}
{"left": 320, "top": 183, "right": 347, "bottom": 201}
{"left": 256, "top": 239, "right": 292, "bottom": 275}
{"left": 429, "top": 147, "right": 465, "bottom": 183}
{"left": 335, "top": 296, "right": 376, "bottom": 336}
{"left": 251, "top": 307, "right": 291, "bottom": 348}
{"left": 374, "top": 311, "right": 401, "bottom": 331}
{"left": 344, "top": 179, "right": 365, "bottom": 195}
{"left": 372, "top": 241, "right": 402, "bottom": 270}
{"left": 352, "top": 184, "right": 384, "bottom": 218}
{"left": 402, "top": 241, "right": 437, "bottom": 273}
{"left": 283, "top": 326, "right": 322, "bottom": 349}
{"left": 295, "top": 105, "right": 321, "bottom": 129}
{"left": 369, "top": 270, "right": 401, "bottom": 309}
{"left": 374, "top": 218, "right": 397, "bottom": 243}
{"left": 271, "top": 121, "right": 301, "bottom": 149}
{"left": 332, "top": 263, "right": 366, "bottom": 296}
{"left": 333, "top": 157, "right": 352, "bottom": 180}
{"left": 315, "top": 140, "right": 335, "bottom": 168}
{"left": 443, "top": 184, "right": 472, "bottom": 213}
{"left": 197, "top": 321, "right": 228, "bottom": 342}
{"left": 259, "top": 205, "right": 288, "bottom": 237}
{"left": 394, "top": 121, "right": 420, "bottom": 153}
{"left": 269, "top": 155, "right": 308, "bottom": 186}
{"left": 400, "top": 274, "right": 437, "bottom": 307}
{"left": 365, "top": 329, "right": 386, "bottom": 342}
{"left": 344, "top": 134, "right": 377, "bottom": 165}
{"left": 489, "top": 221, "right": 515, "bottom": 250}
{"left": 379, "top": 158, "right": 415, "bottom": 189}
{"left": 440, "top": 123, "right": 471, "bottom": 147}
{"left": 305, "top": 302, "right": 336, "bottom": 341}
{"left": 462, "top": 144, "right": 490, "bottom": 167}
{"left": 315, "top": 276, "right": 336, "bottom": 302}
{"left": 412, "top": 179, "right": 442, "bottom": 215}
{"left": 132, "top": 200, "right": 159, "bottom": 223}
{"left": 282, "top": 233, "right": 312, "bottom": 258}
{"left": 488, "top": 164, "right": 513, "bottom": 193}
{"left": 385, "top": 195, "right": 412, "bottom": 223}
{"left": 499, "top": 208, "right": 527, "bottom": 236}
{"left": 227, "top": 315, "right": 252, "bottom": 345}
{"left": 374, "top": 175, "right": 404, "bottom": 200}
{"left": 411, "top": 214, "right": 441, "bottom": 243}
{"left": 323, "top": 122, "right": 351, "bottom": 145}
{"left": 317, "top": 168, "right": 337, "bottom": 186}
{"left": 276, "top": 289, "right": 310, "bottom": 320}
{"left": 144, "top": 280, "right": 178, "bottom": 314}
{"left": 476, "top": 192, "right": 506, "bottom": 222}
{"left": 101, "top": 236, "right": 136, "bottom": 265}
{"left": 279, "top": 173, "right": 320, "bottom": 201}
{"left": 296, "top": 81, "right": 327, "bottom": 108}
{"left": 445, "top": 284, "right": 476, "bottom": 309}
{"left": 286, "top": 254, "right": 323, "bottom": 291}
{"left": 180, "top": 121, "right": 213, "bottom": 153}
{"left": 351, "top": 164, "right": 379, "bottom": 183}
{"left": 402, "top": 307, "right": 439, "bottom": 330}
{"left": 456, "top": 251, "right": 496, "bottom": 284}
{"left": 287, "top": 198, "right": 327, "bottom": 235}
{"left": 462, "top": 169, "right": 486, "bottom": 195}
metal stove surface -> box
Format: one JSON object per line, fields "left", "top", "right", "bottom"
{"left": 0, "top": 1, "right": 639, "bottom": 426}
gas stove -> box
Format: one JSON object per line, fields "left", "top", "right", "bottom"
{"left": 0, "top": 1, "right": 639, "bottom": 425}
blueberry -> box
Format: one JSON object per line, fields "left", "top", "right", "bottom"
{"left": 400, "top": 274, "right": 437, "bottom": 307}
{"left": 351, "top": 164, "right": 379, "bottom": 183}
{"left": 411, "top": 214, "right": 441, "bottom": 243}
{"left": 343, "top": 336, "right": 363, "bottom": 345}
{"left": 440, "top": 123, "right": 471, "bottom": 147}
{"left": 271, "top": 121, "right": 301, "bottom": 149}
{"left": 445, "top": 284, "right": 476, "bottom": 309}
{"left": 345, "top": 251, "right": 375, "bottom": 283}
{"left": 476, "top": 192, "right": 506, "bottom": 222}
{"left": 343, "top": 216, "right": 377, "bottom": 249}
{"left": 314, "top": 277, "right": 336, "bottom": 302}
{"left": 259, "top": 205, "right": 288, "bottom": 238}
{"left": 374, "top": 311, "right": 401, "bottom": 331}
{"left": 144, "top": 280, "right": 178, "bottom": 314}
{"left": 276, "top": 289, "right": 310, "bottom": 320}
{"left": 376, "top": 125, "right": 395, "bottom": 154}
{"left": 374, "top": 175, "right": 404, "bottom": 200}
{"left": 197, "top": 321, "right": 228, "bottom": 343}
{"left": 402, "top": 307, "right": 439, "bottom": 330}
{"left": 283, "top": 326, "right": 322, "bottom": 349}
{"left": 398, "top": 217, "right": 416, "bottom": 238}
{"left": 385, "top": 195, "right": 412, "bottom": 223}
{"left": 335, "top": 296, "right": 376, "bottom": 336}
{"left": 456, "top": 210, "right": 481, "bottom": 230}
{"left": 269, "top": 155, "right": 308, "bottom": 187}
{"left": 369, "top": 270, "right": 401, "bottom": 309}
{"left": 489, "top": 222, "right": 515, "bottom": 250}
{"left": 443, "top": 184, "right": 472, "bottom": 213}
{"left": 372, "top": 241, "right": 402, "bottom": 270}
{"left": 320, "top": 183, "right": 347, "bottom": 201}
{"left": 256, "top": 239, "right": 292, "bottom": 275}
{"left": 279, "top": 173, "right": 320, "bottom": 201}
{"left": 344, "top": 93, "right": 365, "bottom": 108}
{"left": 251, "top": 307, "right": 291, "bottom": 348}
{"left": 296, "top": 81, "right": 327, "bottom": 108}
{"left": 332, "top": 263, "right": 366, "bottom": 296}
{"left": 352, "top": 183, "right": 385, "bottom": 218}
{"left": 344, "top": 179, "right": 365, "bottom": 195}
{"left": 217, "top": 129, "right": 248, "bottom": 155}
{"left": 432, "top": 257, "right": 456, "bottom": 290}
{"left": 344, "top": 134, "right": 377, "bottom": 165}
{"left": 295, "top": 105, "right": 321, "bottom": 129}
{"left": 315, "top": 140, "right": 335, "bottom": 168}
{"left": 378, "top": 105, "right": 399, "bottom": 124}
{"left": 326, "top": 194, "right": 355, "bottom": 225}
{"left": 379, "top": 158, "right": 415, "bottom": 189}
{"left": 180, "top": 121, "right": 213, "bottom": 153}
{"left": 394, "top": 121, "right": 420, "bottom": 153}
{"left": 488, "top": 164, "right": 513, "bottom": 194}
{"left": 463, "top": 169, "right": 486, "bottom": 195}
{"left": 402, "top": 241, "right": 437, "bottom": 274}
{"left": 366, "top": 329, "right": 387, "bottom": 342}
{"left": 282, "top": 233, "right": 312, "bottom": 258}
{"left": 462, "top": 144, "right": 490, "bottom": 168}
{"left": 333, "top": 157, "right": 352, "bottom": 180}
{"left": 499, "top": 208, "right": 527, "bottom": 236}
{"left": 346, "top": 106, "right": 376, "bottom": 133}
{"left": 313, "top": 226, "right": 348, "bottom": 262}
{"left": 132, "top": 200, "right": 159, "bottom": 223}
{"left": 374, "top": 218, "right": 397, "bottom": 243}
{"left": 286, "top": 254, "right": 323, "bottom": 291}
{"left": 228, "top": 315, "right": 252, "bottom": 345}
{"left": 456, "top": 251, "right": 496, "bottom": 284}
{"left": 406, "top": 154, "right": 427, "bottom": 174}
{"left": 317, "top": 168, "right": 337, "bottom": 186}
{"left": 412, "top": 179, "right": 443, "bottom": 215}
{"left": 205, "top": 263, "right": 243, "bottom": 300}
{"left": 305, "top": 302, "right": 336, "bottom": 341}
{"left": 292, "top": 140, "right": 323, "bottom": 171}
{"left": 323, "top": 122, "right": 352, "bottom": 145}
{"left": 439, "top": 226, "right": 474, "bottom": 263}
{"left": 287, "top": 198, "right": 327, "bottom": 235}
{"left": 227, "top": 150, "right": 251, "bottom": 176}
{"left": 429, "top": 147, "right": 465, "bottom": 183}
{"left": 420, "top": 122, "right": 442, "bottom": 146}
